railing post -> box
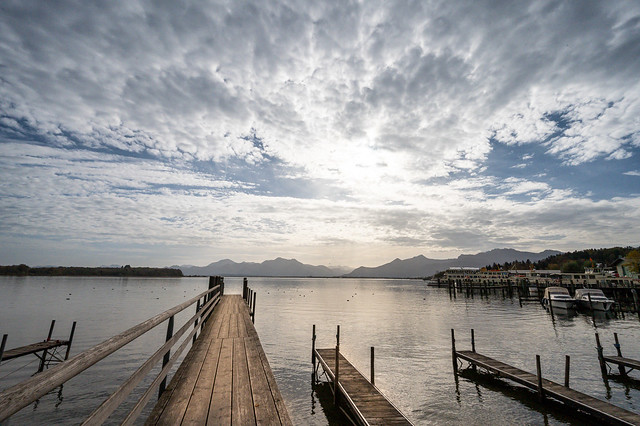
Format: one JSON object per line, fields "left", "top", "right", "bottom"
{"left": 251, "top": 292, "right": 257, "bottom": 324}
{"left": 564, "top": 355, "right": 570, "bottom": 387}
{"left": 38, "top": 320, "right": 56, "bottom": 373}
{"left": 536, "top": 355, "right": 544, "bottom": 401}
{"left": 370, "top": 346, "right": 375, "bottom": 385}
{"left": 334, "top": 325, "right": 340, "bottom": 405}
{"left": 158, "top": 315, "right": 174, "bottom": 398}
{"left": 243, "top": 278, "right": 248, "bottom": 301}
{"left": 193, "top": 299, "right": 201, "bottom": 344}
{"left": 65, "top": 321, "right": 77, "bottom": 360}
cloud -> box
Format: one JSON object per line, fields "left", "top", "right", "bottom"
{"left": 1, "top": 1, "right": 640, "bottom": 266}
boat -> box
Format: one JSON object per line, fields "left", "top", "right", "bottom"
{"left": 542, "top": 287, "right": 576, "bottom": 310}
{"left": 573, "top": 288, "right": 614, "bottom": 312}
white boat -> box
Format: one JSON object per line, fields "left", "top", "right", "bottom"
{"left": 574, "top": 288, "right": 614, "bottom": 312}
{"left": 542, "top": 287, "right": 576, "bottom": 310}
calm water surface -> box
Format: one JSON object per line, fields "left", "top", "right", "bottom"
{"left": 1, "top": 276, "right": 639, "bottom": 425}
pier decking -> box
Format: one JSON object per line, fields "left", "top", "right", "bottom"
{"left": 146, "top": 295, "right": 291, "bottom": 425}
{"left": 314, "top": 347, "right": 412, "bottom": 425}
{"left": 454, "top": 346, "right": 640, "bottom": 425}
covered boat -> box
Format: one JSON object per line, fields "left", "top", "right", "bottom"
{"left": 574, "top": 288, "right": 614, "bottom": 312}
{"left": 542, "top": 286, "right": 576, "bottom": 310}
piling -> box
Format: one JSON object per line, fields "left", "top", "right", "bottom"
{"left": 370, "top": 346, "right": 375, "bottom": 385}
{"left": 613, "top": 333, "right": 627, "bottom": 377}
{"left": 564, "top": 355, "right": 570, "bottom": 388}
{"left": 595, "top": 333, "right": 608, "bottom": 379}
{"left": 451, "top": 329, "right": 458, "bottom": 375}
{"left": 536, "top": 355, "right": 544, "bottom": 401}
{"left": 65, "top": 321, "right": 77, "bottom": 360}
{"left": 38, "top": 320, "right": 56, "bottom": 373}
{"left": 334, "top": 325, "right": 340, "bottom": 405}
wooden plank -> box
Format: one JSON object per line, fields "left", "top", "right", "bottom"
{"left": 246, "top": 315, "right": 292, "bottom": 426}
{"left": 245, "top": 336, "right": 280, "bottom": 425}
{"left": 1, "top": 340, "right": 70, "bottom": 361}
{"left": 181, "top": 339, "right": 223, "bottom": 424}
{"left": 208, "top": 337, "right": 233, "bottom": 425}
{"left": 604, "top": 355, "right": 640, "bottom": 370}
{"left": 232, "top": 337, "right": 256, "bottom": 426}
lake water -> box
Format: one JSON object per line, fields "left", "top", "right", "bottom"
{"left": 1, "top": 276, "right": 639, "bottom": 425}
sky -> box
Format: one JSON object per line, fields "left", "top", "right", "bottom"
{"left": 1, "top": 0, "right": 639, "bottom": 269}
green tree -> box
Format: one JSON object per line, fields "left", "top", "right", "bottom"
{"left": 561, "top": 261, "right": 583, "bottom": 273}
{"left": 625, "top": 250, "right": 640, "bottom": 274}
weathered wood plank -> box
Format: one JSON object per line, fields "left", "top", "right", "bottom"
{"left": 1, "top": 340, "right": 70, "bottom": 361}
{"left": 208, "top": 337, "right": 233, "bottom": 425}
{"left": 181, "top": 338, "right": 223, "bottom": 424}
{"left": 232, "top": 337, "right": 256, "bottom": 426}
{"left": 245, "top": 336, "right": 280, "bottom": 425}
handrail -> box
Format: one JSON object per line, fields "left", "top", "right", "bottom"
{"left": 82, "top": 291, "right": 220, "bottom": 425}
{"left": 0, "top": 283, "right": 221, "bottom": 423}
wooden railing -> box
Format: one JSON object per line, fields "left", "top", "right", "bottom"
{"left": 0, "top": 276, "right": 224, "bottom": 424}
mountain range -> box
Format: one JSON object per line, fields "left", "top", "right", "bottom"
{"left": 175, "top": 248, "right": 561, "bottom": 278}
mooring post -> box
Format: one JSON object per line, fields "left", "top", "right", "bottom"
{"left": 451, "top": 329, "right": 458, "bottom": 375}
{"left": 536, "top": 355, "right": 544, "bottom": 401}
{"left": 595, "top": 333, "right": 608, "bottom": 379}
{"left": 632, "top": 289, "right": 640, "bottom": 320}
{"left": 159, "top": 315, "right": 175, "bottom": 398}
{"left": 0, "top": 334, "right": 7, "bottom": 367}
{"left": 371, "top": 346, "right": 375, "bottom": 385}
{"left": 311, "top": 325, "right": 316, "bottom": 364}
{"left": 38, "top": 320, "right": 56, "bottom": 373}
{"left": 564, "top": 355, "right": 570, "bottom": 387}
{"left": 471, "top": 329, "right": 476, "bottom": 352}
{"left": 548, "top": 294, "right": 555, "bottom": 318}
{"left": 64, "top": 321, "right": 77, "bottom": 360}
{"left": 251, "top": 292, "right": 257, "bottom": 324}
{"left": 613, "top": 333, "right": 627, "bottom": 376}
{"left": 334, "top": 325, "right": 340, "bottom": 405}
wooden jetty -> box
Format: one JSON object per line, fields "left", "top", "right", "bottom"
{"left": 147, "top": 294, "right": 291, "bottom": 425}
{"left": 452, "top": 329, "right": 640, "bottom": 425}
{"left": 596, "top": 332, "right": 640, "bottom": 379}
{"left": 0, "top": 320, "right": 76, "bottom": 373}
{"left": 313, "top": 326, "right": 412, "bottom": 426}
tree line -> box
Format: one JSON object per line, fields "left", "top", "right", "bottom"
{"left": 0, "top": 264, "right": 183, "bottom": 277}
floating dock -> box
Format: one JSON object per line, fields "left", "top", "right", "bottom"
{"left": 313, "top": 325, "right": 412, "bottom": 426}
{"left": 146, "top": 294, "right": 291, "bottom": 425}
{"left": 453, "top": 330, "right": 640, "bottom": 425}
{"left": 596, "top": 332, "right": 640, "bottom": 379}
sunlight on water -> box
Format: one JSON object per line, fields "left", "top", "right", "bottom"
{"left": 1, "top": 276, "right": 639, "bottom": 425}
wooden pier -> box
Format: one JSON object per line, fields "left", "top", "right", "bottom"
{"left": 147, "top": 294, "right": 291, "bottom": 425}
{"left": 596, "top": 332, "right": 640, "bottom": 379}
{"left": 452, "top": 330, "right": 640, "bottom": 425}
{"left": 313, "top": 326, "right": 412, "bottom": 425}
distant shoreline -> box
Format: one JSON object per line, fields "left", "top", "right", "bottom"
{"left": 0, "top": 265, "right": 183, "bottom": 277}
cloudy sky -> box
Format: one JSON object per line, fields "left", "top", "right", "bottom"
{"left": 1, "top": 1, "right": 639, "bottom": 268}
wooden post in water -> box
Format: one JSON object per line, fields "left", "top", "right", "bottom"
{"left": 613, "top": 333, "right": 627, "bottom": 377}
{"left": 632, "top": 289, "right": 640, "bottom": 320}
{"left": 451, "top": 329, "right": 458, "bottom": 375}
{"left": 370, "top": 346, "right": 375, "bottom": 385}
{"left": 536, "top": 355, "right": 544, "bottom": 401}
{"left": 334, "top": 325, "right": 340, "bottom": 405}
{"left": 158, "top": 315, "right": 174, "bottom": 398}
{"left": 517, "top": 286, "right": 523, "bottom": 307}
{"left": 0, "top": 334, "right": 7, "bottom": 367}
{"left": 38, "top": 320, "right": 56, "bottom": 373}
{"left": 311, "top": 325, "right": 316, "bottom": 365}
{"left": 548, "top": 294, "right": 555, "bottom": 318}
{"left": 595, "top": 333, "right": 608, "bottom": 379}
{"left": 564, "top": 355, "right": 570, "bottom": 388}
{"left": 471, "top": 329, "right": 475, "bottom": 352}
{"left": 64, "top": 321, "right": 77, "bottom": 360}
